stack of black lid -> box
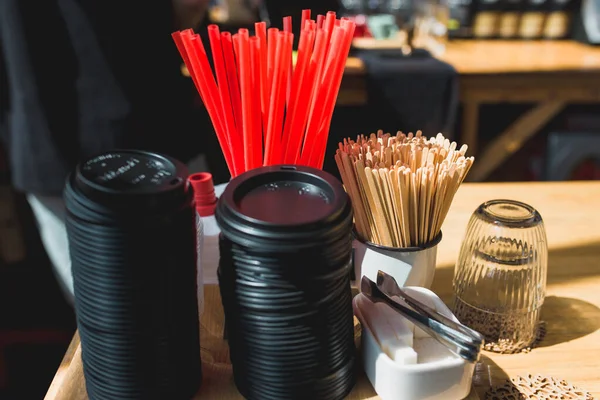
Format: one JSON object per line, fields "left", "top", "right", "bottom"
{"left": 216, "top": 165, "right": 356, "bottom": 400}
{"left": 64, "top": 150, "right": 201, "bottom": 400}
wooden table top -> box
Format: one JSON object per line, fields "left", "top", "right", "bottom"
{"left": 46, "top": 181, "right": 600, "bottom": 400}
{"left": 344, "top": 40, "right": 600, "bottom": 75}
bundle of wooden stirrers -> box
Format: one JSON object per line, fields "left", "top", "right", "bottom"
{"left": 335, "top": 131, "right": 474, "bottom": 248}
{"left": 172, "top": 10, "right": 356, "bottom": 178}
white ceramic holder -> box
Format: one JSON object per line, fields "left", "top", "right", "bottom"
{"left": 353, "top": 233, "right": 442, "bottom": 290}
{"left": 353, "top": 287, "right": 475, "bottom": 400}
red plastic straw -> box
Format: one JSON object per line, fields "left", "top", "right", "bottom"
{"left": 323, "top": 12, "right": 336, "bottom": 51}
{"left": 317, "top": 15, "right": 325, "bottom": 29}
{"left": 267, "top": 28, "right": 279, "bottom": 85}
{"left": 283, "top": 16, "right": 292, "bottom": 33}
{"left": 237, "top": 31, "right": 254, "bottom": 172}
{"left": 282, "top": 26, "right": 315, "bottom": 163}
{"left": 221, "top": 32, "right": 243, "bottom": 138}
{"left": 181, "top": 32, "right": 224, "bottom": 132}
{"left": 302, "top": 26, "right": 327, "bottom": 135}
{"left": 273, "top": 32, "right": 294, "bottom": 164}
{"left": 233, "top": 33, "right": 240, "bottom": 59}
{"left": 281, "top": 23, "right": 312, "bottom": 156}
{"left": 255, "top": 22, "right": 268, "bottom": 140}
{"left": 301, "top": 9, "right": 311, "bottom": 30}
{"left": 302, "top": 26, "right": 345, "bottom": 166}
{"left": 283, "top": 16, "right": 293, "bottom": 106}
{"left": 319, "top": 21, "right": 355, "bottom": 125}
{"left": 178, "top": 32, "right": 235, "bottom": 175}
{"left": 264, "top": 32, "right": 286, "bottom": 166}
{"left": 289, "top": 60, "right": 317, "bottom": 164}
{"left": 238, "top": 28, "right": 249, "bottom": 39}
{"left": 308, "top": 27, "right": 349, "bottom": 170}
{"left": 312, "top": 23, "right": 356, "bottom": 168}
{"left": 301, "top": 91, "right": 327, "bottom": 166}
{"left": 172, "top": 31, "right": 203, "bottom": 102}
{"left": 312, "top": 32, "right": 349, "bottom": 165}
{"left": 299, "top": 29, "right": 328, "bottom": 164}
{"left": 207, "top": 25, "right": 242, "bottom": 175}
{"left": 321, "top": 26, "right": 345, "bottom": 85}
{"left": 179, "top": 32, "right": 224, "bottom": 134}
{"left": 250, "top": 37, "right": 263, "bottom": 169}
{"left": 301, "top": 30, "right": 328, "bottom": 165}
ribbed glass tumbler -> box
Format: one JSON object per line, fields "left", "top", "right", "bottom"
{"left": 452, "top": 200, "right": 548, "bottom": 353}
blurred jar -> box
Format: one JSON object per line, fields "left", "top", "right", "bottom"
{"left": 519, "top": 0, "right": 547, "bottom": 39}
{"left": 472, "top": 0, "right": 502, "bottom": 38}
{"left": 543, "top": 0, "right": 573, "bottom": 39}
{"left": 453, "top": 200, "right": 548, "bottom": 353}
{"left": 498, "top": 0, "right": 522, "bottom": 39}
{"left": 413, "top": 0, "right": 449, "bottom": 56}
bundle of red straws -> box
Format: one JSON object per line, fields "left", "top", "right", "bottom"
{"left": 172, "top": 10, "right": 356, "bottom": 177}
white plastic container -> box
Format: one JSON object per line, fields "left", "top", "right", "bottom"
{"left": 200, "top": 183, "right": 227, "bottom": 284}
{"left": 189, "top": 175, "right": 225, "bottom": 317}
{"left": 195, "top": 215, "right": 205, "bottom": 317}
{"left": 353, "top": 287, "right": 475, "bottom": 400}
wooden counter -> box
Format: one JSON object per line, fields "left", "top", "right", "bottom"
{"left": 46, "top": 181, "right": 600, "bottom": 400}
{"left": 342, "top": 40, "right": 600, "bottom": 182}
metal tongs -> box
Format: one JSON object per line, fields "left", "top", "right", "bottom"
{"left": 360, "top": 271, "right": 484, "bottom": 363}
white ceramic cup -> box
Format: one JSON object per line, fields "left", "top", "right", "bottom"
{"left": 353, "top": 233, "right": 442, "bottom": 289}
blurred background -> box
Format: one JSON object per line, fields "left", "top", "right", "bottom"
{"left": 1, "top": 0, "right": 599, "bottom": 398}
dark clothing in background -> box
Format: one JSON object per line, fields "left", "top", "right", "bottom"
{"left": 0, "top": 0, "right": 214, "bottom": 195}
{"left": 355, "top": 48, "right": 459, "bottom": 137}
{"left": 320, "top": 49, "right": 458, "bottom": 178}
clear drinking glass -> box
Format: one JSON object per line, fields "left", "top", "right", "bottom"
{"left": 453, "top": 200, "right": 548, "bottom": 353}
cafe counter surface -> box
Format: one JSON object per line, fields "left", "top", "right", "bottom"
{"left": 344, "top": 40, "right": 600, "bottom": 182}
{"left": 46, "top": 181, "right": 600, "bottom": 399}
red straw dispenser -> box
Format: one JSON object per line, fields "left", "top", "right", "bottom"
{"left": 189, "top": 172, "right": 218, "bottom": 217}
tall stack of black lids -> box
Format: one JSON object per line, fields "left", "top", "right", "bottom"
{"left": 216, "top": 165, "right": 357, "bottom": 400}
{"left": 64, "top": 150, "right": 201, "bottom": 400}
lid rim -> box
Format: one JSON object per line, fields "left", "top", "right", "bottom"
{"left": 66, "top": 150, "right": 191, "bottom": 219}
{"left": 218, "top": 166, "right": 349, "bottom": 231}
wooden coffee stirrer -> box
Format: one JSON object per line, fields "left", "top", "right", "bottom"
{"left": 335, "top": 131, "right": 475, "bottom": 248}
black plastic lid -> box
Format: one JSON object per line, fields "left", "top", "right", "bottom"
{"left": 216, "top": 165, "right": 352, "bottom": 248}
{"left": 67, "top": 150, "right": 191, "bottom": 217}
